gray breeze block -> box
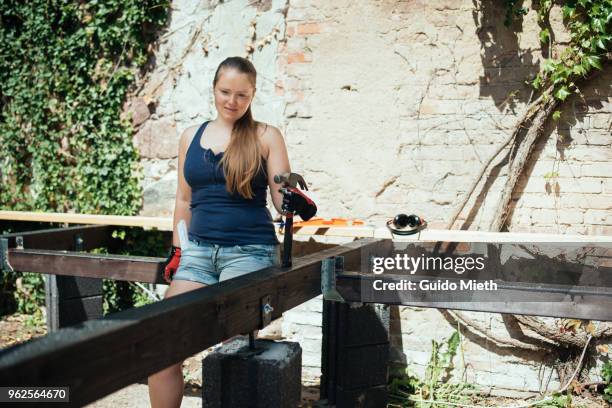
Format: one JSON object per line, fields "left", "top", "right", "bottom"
{"left": 202, "top": 338, "right": 302, "bottom": 408}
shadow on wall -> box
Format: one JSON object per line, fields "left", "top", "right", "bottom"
{"left": 472, "top": 0, "right": 540, "bottom": 111}
{"left": 507, "top": 65, "right": 610, "bottom": 223}
{"left": 455, "top": 0, "right": 542, "bottom": 230}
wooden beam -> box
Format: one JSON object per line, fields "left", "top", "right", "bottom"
{"left": 333, "top": 238, "right": 612, "bottom": 321}
{"left": 336, "top": 273, "right": 612, "bottom": 321}
{"left": 7, "top": 249, "right": 165, "bottom": 284}
{"left": 0, "top": 211, "right": 173, "bottom": 231}
{"left": 372, "top": 227, "right": 612, "bottom": 243}
{"left": 1, "top": 225, "right": 115, "bottom": 251}
{"left": 3, "top": 211, "right": 612, "bottom": 242}
{"left": 0, "top": 238, "right": 381, "bottom": 407}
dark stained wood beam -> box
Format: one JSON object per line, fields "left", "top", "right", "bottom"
{"left": 0, "top": 238, "right": 382, "bottom": 407}
{"left": 335, "top": 273, "right": 612, "bottom": 321}
{"left": 1, "top": 225, "right": 115, "bottom": 251}
{"left": 7, "top": 249, "right": 166, "bottom": 284}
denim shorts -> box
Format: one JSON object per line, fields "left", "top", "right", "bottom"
{"left": 173, "top": 239, "right": 280, "bottom": 285}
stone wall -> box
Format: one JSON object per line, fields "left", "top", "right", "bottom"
{"left": 129, "top": 0, "right": 611, "bottom": 393}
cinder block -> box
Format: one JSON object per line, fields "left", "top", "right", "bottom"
{"left": 47, "top": 296, "right": 103, "bottom": 331}
{"left": 54, "top": 276, "right": 103, "bottom": 299}
{"left": 337, "top": 343, "right": 389, "bottom": 389}
{"left": 339, "top": 304, "right": 389, "bottom": 346}
{"left": 202, "top": 338, "right": 301, "bottom": 408}
{"left": 45, "top": 275, "right": 103, "bottom": 331}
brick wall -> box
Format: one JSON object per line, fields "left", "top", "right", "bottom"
{"left": 135, "top": 0, "right": 611, "bottom": 393}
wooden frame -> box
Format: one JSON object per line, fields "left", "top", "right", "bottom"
{"left": 2, "top": 220, "right": 612, "bottom": 407}
{"left": 0, "top": 238, "right": 381, "bottom": 407}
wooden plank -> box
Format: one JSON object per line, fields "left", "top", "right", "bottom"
{"left": 373, "top": 227, "right": 612, "bottom": 243}
{"left": 336, "top": 274, "right": 612, "bottom": 321}
{"left": 0, "top": 238, "right": 381, "bottom": 407}
{"left": 3, "top": 211, "right": 612, "bottom": 242}
{"left": 0, "top": 211, "right": 173, "bottom": 230}
{"left": 8, "top": 249, "right": 165, "bottom": 284}
{"left": 1, "top": 225, "right": 114, "bottom": 251}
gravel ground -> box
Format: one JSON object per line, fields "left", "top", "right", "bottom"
{"left": 88, "top": 383, "right": 202, "bottom": 408}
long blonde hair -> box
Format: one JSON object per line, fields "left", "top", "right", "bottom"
{"left": 213, "top": 57, "right": 262, "bottom": 199}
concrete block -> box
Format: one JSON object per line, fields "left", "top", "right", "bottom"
{"left": 47, "top": 296, "right": 103, "bottom": 331}
{"left": 45, "top": 275, "right": 103, "bottom": 331}
{"left": 339, "top": 304, "right": 389, "bottom": 346}
{"left": 54, "top": 276, "right": 102, "bottom": 299}
{"left": 202, "top": 338, "right": 301, "bottom": 408}
{"left": 337, "top": 344, "right": 389, "bottom": 389}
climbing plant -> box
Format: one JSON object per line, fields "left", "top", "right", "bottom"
{"left": 449, "top": 0, "right": 610, "bottom": 231}
{"left": 0, "top": 1, "right": 170, "bottom": 318}
{"left": 0, "top": 0, "right": 169, "bottom": 214}
{"left": 446, "top": 0, "right": 611, "bottom": 398}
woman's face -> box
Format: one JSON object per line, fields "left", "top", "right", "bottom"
{"left": 213, "top": 68, "right": 255, "bottom": 122}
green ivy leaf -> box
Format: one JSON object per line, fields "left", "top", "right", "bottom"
{"left": 592, "top": 18, "right": 605, "bottom": 32}
{"left": 586, "top": 55, "right": 602, "bottom": 70}
{"left": 562, "top": 5, "right": 576, "bottom": 19}
{"left": 539, "top": 28, "right": 551, "bottom": 44}
{"left": 542, "top": 59, "right": 556, "bottom": 73}
{"left": 552, "top": 111, "right": 562, "bottom": 121}
{"left": 554, "top": 87, "right": 571, "bottom": 101}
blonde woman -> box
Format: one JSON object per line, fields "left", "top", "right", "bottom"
{"left": 148, "top": 56, "right": 315, "bottom": 407}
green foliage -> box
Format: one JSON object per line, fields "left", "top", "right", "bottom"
{"left": 530, "top": 0, "right": 611, "bottom": 102}
{"left": 504, "top": 0, "right": 529, "bottom": 27}
{"left": 538, "top": 392, "right": 573, "bottom": 408}
{"left": 504, "top": 1, "right": 610, "bottom": 104}
{"left": 96, "top": 227, "right": 167, "bottom": 314}
{"left": 0, "top": 269, "right": 46, "bottom": 317}
{"left": 112, "top": 227, "right": 168, "bottom": 257}
{"left": 0, "top": 0, "right": 170, "bottom": 215}
{"left": 603, "top": 361, "right": 612, "bottom": 403}
{"left": 0, "top": 223, "right": 57, "bottom": 318}
{"left": 389, "top": 331, "right": 475, "bottom": 407}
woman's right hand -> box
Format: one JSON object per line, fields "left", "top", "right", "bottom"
{"left": 163, "top": 246, "right": 182, "bottom": 282}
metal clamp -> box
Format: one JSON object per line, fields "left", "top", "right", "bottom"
{"left": 321, "top": 256, "right": 345, "bottom": 302}
{"left": 74, "top": 234, "right": 84, "bottom": 251}
{"left": 260, "top": 295, "right": 274, "bottom": 329}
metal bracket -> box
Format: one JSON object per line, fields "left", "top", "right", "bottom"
{"left": 321, "top": 256, "right": 345, "bottom": 302}
{"left": 0, "top": 238, "right": 14, "bottom": 273}
{"left": 260, "top": 295, "right": 273, "bottom": 329}
{"left": 15, "top": 236, "right": 24, "bottom": 250}
{"left": 74, "top": 234, "right": 84, "bottom": 251}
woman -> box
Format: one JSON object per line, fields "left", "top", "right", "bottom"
{"left": 147, "top": 57, "right": 294, "bottom": 408}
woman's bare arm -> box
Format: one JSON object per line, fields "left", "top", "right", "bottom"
{"left": 171, "top": 126, "right": 198, "bottom": 247}
{"left": 263, "top": 125, "right": 290, "bottom": 214}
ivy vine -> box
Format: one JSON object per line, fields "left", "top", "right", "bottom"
{"left": 0, "top": 0, "right": 170, "bottom": 215}
{"left": 507, "top": 0, "right": 610, "bottom": 113}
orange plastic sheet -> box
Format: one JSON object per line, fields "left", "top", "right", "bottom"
{"left": 293, "top": 217, "right": 365, "bottom": 227}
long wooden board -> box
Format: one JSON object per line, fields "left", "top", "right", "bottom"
{"left": 0, "top": 238, "right": 380, "bottom": 407}
{"left": 2, "top": 225, "right": 115, "bottom": 251}
{"left": 0, "top": 211, "right": 173, "bottom": 230}
{"left": 8, "top": 250, "right": 165, "bottom": 284}
{"left": 2, "top": 211, "right": 610, "bottom": 242}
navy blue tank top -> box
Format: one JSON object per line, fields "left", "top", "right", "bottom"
{"left": 184, "top": 122, "right": 278, "bottom": 246}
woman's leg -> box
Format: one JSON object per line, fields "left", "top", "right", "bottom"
{"left": 148, "top": 279, "right": 206, "bottom": 408}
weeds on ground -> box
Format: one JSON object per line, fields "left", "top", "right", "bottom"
{"left": 603, "top": 361, "right": 612, "bottom": 403}
{"left": 389, "top": 331, "right": 476, "bottom": 407}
